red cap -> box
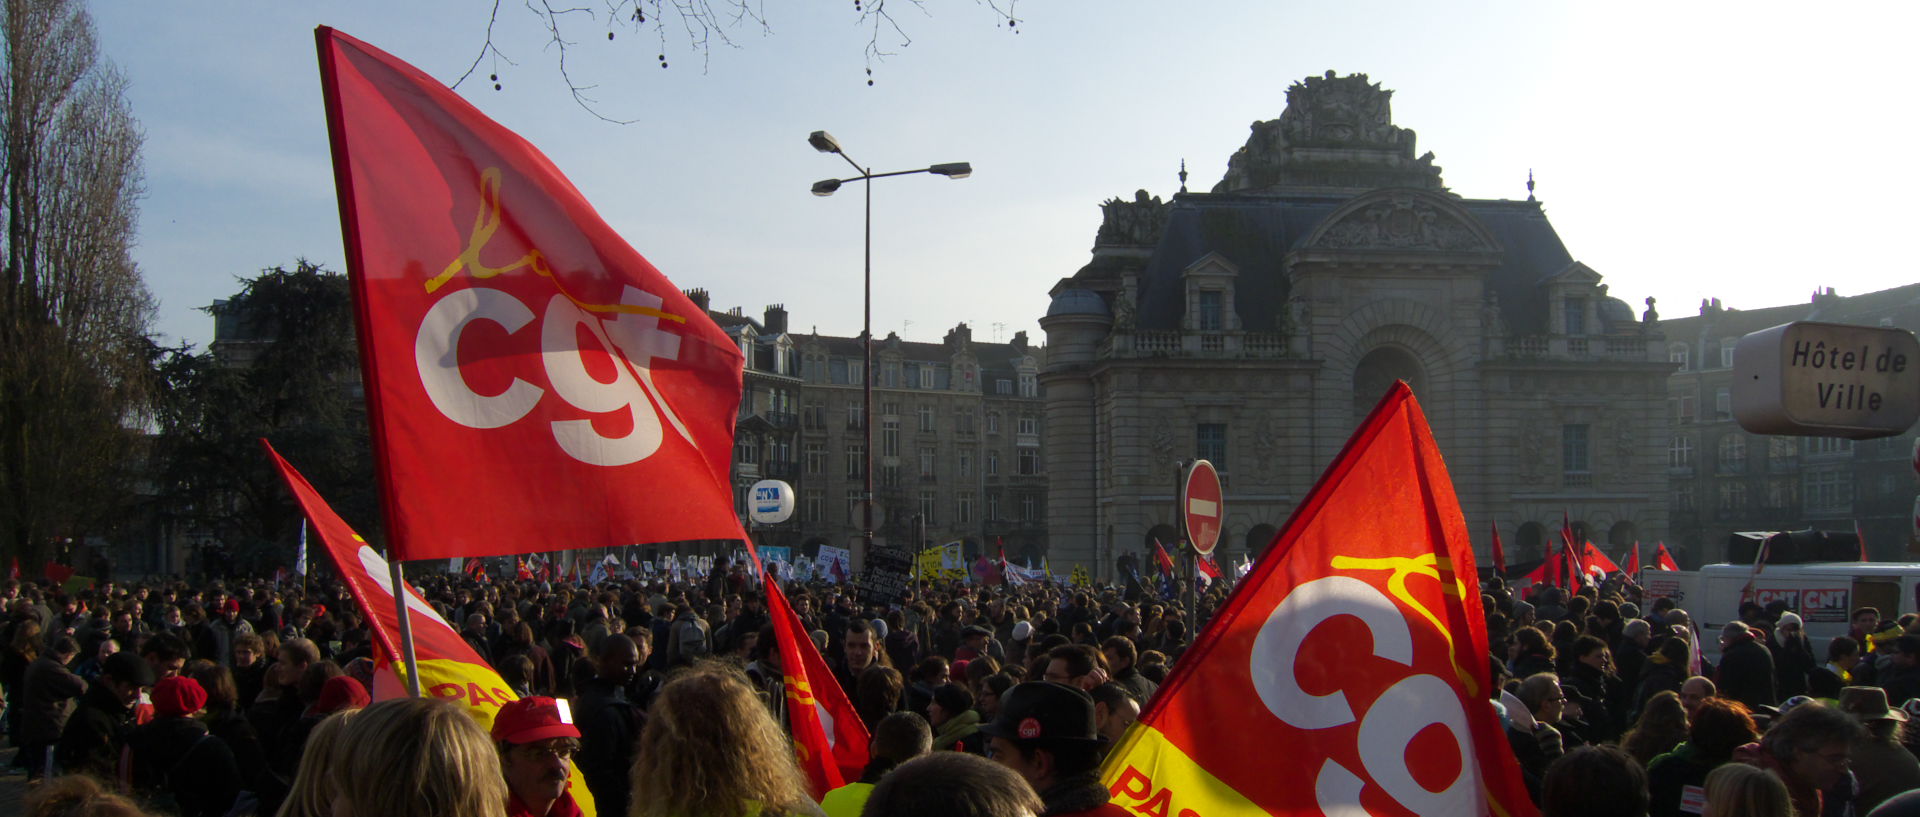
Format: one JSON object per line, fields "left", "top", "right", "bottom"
{"left": 222, "top": 599, "right": 241, "bottom": 614}
{"left": 153, "top": 676, "right": 208, "bottom": 718}
{"left": 491, "top": 696, "right": 582, "bottom": 744}
{"left": 314, "top": 675, "right": 370, "bottom": 715}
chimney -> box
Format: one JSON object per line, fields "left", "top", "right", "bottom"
{"left": 684, "top": 288, "right": 710, "bottom": 312}
{"left": 1011, "top": 330, "right": 1029, "bottom": 351}
{"left": 763, "top": 304, "right": 788, "bottom": 334}
{"left": 727, "top": 306, "right": 743, "bottom": 318}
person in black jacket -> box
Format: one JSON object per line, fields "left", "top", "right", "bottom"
{"left": 1715, "top": 621, "right": 1778, "bottom": 711}
{"left": 1563, "top": 635, "right": 1623, "bottom": 743}
{"left": 56, "top": 651, "right": 153, "bottom": 779}
{"left": 572, "top": 633, "right": 642, "bottom": 817}
{"left": 1769, "top": 612, "right": 1818, "bottom": 699}
{"left": 128, "top": 676, "right": 241, "bottom": 817}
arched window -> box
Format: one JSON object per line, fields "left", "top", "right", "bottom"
{"left": 1352, "top": 346, "right": 1425, "bottom": 421}
{"left": 1717, "top": 435, "right": 1746, "bottom": 474}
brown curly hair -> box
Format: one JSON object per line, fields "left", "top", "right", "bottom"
{"left": 629, "top": 662, "right": 812, "bottom": 817}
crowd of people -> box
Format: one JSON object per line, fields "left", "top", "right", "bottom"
{"left": 18, "top": 555, "right": 1920, "bottom": 817}
{"left": 0, "top": 559, "right": 1225, "bottom": 817}
{"left": 1488, "top": 573, "right": 1920, "bottom": 817}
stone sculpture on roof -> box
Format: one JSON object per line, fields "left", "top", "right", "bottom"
{"left": 1096, "top": 189, "right": 1169, "bottom": 247}
{"left": 1215, "top": 70, "right": 1445, "bottom": 194}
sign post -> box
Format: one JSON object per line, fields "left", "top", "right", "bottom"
{"left": 1179, "top": 459, "right": 1224, "bottom": 637}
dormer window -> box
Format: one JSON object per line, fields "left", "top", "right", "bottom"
{"left": 1563, "top": 297, "right": 1586, "bottom": 337}
{"left": 1198, "top": 291, "right": 1224, "bottom": 331}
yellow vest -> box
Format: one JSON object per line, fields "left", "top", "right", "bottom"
{"left": 819, "top": 782, "right": 874, "bottom": 817}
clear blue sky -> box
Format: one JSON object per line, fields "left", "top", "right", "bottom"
{"left": 95, "top": 1, "right": 1920, "bottom": 350}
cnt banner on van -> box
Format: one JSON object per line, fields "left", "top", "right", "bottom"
{"left": 1755, "top": 586, "right": 1851, "bottom": 623}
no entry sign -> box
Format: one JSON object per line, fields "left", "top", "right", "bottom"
{"left": 1184, "top": 459, "right": 1223, "bottom": 556}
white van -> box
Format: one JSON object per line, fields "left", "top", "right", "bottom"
{"left": 1640, "top": 562, "right": 1920, "bottom": 661}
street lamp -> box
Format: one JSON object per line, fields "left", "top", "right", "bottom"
{"left": 809, "top": 129, "right": 971, "bottom": 572}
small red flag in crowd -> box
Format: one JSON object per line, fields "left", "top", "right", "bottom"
{"left": 1490, "top": 519, "right": 1506, "bottom": 576}
{"left": 763, "top": 571, "right": 869, "bottom": 795}
{"left": 1151, "top": 538, "right": 1175, "bottom": 576}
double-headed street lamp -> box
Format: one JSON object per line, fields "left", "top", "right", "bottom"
{"left": 809, "top": 129, "right": 971, "bottom": 571}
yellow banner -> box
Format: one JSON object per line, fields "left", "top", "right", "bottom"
{"left": 1100, "top": 723, "right": 1267, "bottom": 817}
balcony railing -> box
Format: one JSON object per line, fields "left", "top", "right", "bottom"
{"left": 1103, "top": 330, "right": 1289, "bottom": 360}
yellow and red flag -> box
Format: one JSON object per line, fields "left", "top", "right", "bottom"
{"left": 315, "top": 27, "right": 746, "bottom": 562}
{"left": 262, "top": 440, "right": 597, "bottom": 816}
{"left": 763, "top": 571, "right": 869, "bottom": 796}
{"left": 1101, "top": 383, "right": 1534, "bottom": 817}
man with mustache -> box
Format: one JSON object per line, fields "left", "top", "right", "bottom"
{"left": 493, "top": 696, "right": 586, "bottom": 817}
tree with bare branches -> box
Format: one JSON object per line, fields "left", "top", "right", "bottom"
{"left": 0, "top": 0, "right": 154, "bottom": 573}
{"left": 458, "top": 0, "right": 1024, "bottom": 123}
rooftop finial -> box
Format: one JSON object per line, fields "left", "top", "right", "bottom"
{"left": 1178, "top": 159, "right": 1188, "bottom": 194}
{"left": 1526, "top": 169, "right": 1535, "bottom": 202}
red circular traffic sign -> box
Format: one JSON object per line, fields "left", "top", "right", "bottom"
{"left": 1183, "top": 460, "right": 1223, "bottom": 556}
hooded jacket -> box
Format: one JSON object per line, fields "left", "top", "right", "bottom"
{"left": 127, "top": 716, "right": 242, "bottom": 817}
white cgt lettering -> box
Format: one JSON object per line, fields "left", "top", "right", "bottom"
{"left": 1250, "top": 575, "right": 1480, "bottom": 815}
{"left": 415, "top": 287, "right": 544, "bottom": 429}
{"left": 539, "top": 294, "right": 663, "bottom": 466}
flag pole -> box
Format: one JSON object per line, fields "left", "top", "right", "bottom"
{"left": 298, "top": 520, "right": 308, "bottom": 598}
{"left": 389, "top": 555, "right": 422, "bottom": 697}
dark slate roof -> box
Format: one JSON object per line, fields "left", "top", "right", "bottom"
{"left": 1659, "top": 283, "right": 1920, "bottom": 339}
{"left": 1122, "top": 192, "right": 1576, "bottom": 334}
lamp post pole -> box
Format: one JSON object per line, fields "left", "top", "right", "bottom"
{"left": 809, "top": 131, "right": 970, "bottom": 573}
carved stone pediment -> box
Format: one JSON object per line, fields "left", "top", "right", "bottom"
{"left": 1303, "top": 190, "right": 1500, "bottom": 253}
{"left": 1215, "top": 71, "right": 1446, "bottom": 194}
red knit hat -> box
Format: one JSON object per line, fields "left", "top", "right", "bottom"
{"left": 314, "top": 675, "right": 370, "bottom": 715}
{"left": 152, "top": 677, "right": 208, "bottom": 718}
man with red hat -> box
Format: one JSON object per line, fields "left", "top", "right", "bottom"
{"left": 201, "top": 597, "right": 253, "bottom": 668}
{"left": 493, "top": 696, "right": 586, "bottom": 817}
{"left": 128, "top": 676, "right": 241, "bottom": 817}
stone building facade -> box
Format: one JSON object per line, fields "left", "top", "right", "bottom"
{"left": 1042, "top": 72, "right": 1674, "bottom": 577}
{"left": 1660, "top": 285, "right": 1920, "bottom": 566}
{"left": 696, "top": 290, "right": 1049, "bottom": 564}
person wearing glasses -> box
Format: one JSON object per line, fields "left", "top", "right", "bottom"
{"left": 493, "top": 696, "right": 586, "bottom": 817}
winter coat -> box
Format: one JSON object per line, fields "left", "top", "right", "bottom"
{"left": 1716, "top": 636, "right": 1778, "bottom": 710}
{"left": 55, "top": 680, "right": 135, "bottom": 779}
{"left": 17, "top": 655, "right": 86, "bottom": 747}
{"left": 127, "top": 716, "right": 242, "bottom": 817}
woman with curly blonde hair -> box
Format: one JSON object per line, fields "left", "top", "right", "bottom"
{"left": 629, "top": 663, "right": 821, "bottom": 817}
{"left": 328, "top": 697, "right": 508, "bottom": 817}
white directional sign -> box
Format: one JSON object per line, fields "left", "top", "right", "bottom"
{"left": 1733, "top": 321, "right": 1920, "bottom": 439}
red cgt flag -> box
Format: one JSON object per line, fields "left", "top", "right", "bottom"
{"left": 764, "top": 572, "right": 869, "bottom": 796}
{"left": 1102, "top": 383, "right": 1534, "bottom": 817}
{"left": 1654, "top": 542, "right": 1680, "bottom": 571}
{"left": 315, "top": 28, "right": 746, "bottom": 561}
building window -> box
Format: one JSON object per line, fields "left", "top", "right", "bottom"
{"left": 1018, "top": 416, "right": 1038, "bottom": 436}
{"left": 957, "top": 451, "right": 972, "bottom": 478}
{"left": 848, "top": 361, "right": 864, "bottom": 386}
{"left": 1674, "top": 396, "right": 1696, "bottom": 425}
{"left": 919, "top": 446, "right": 937, "bottom": 478}
{"left": 986, "top": 412, "right": 1000, "bottom": 434}
{"left": 1719, "top": 481, "right": 1748, "bottom": 512}
{"left": 1720, "top": 344, "right": 1736, "bottom": 369}
{"left": 1674, "top": 486, "right": 1696, "bottom": 512}
{"left": 1766, "top": 478, "right": 1797, "bottom": 507}
{"left": 1714, "top": 388, "right": 1731, "bottom": 421}
{"left": 1564, "top": 297, "right": 1586, "bottom": 336}
{"left": 1803, "top": 470, "right": 1852, "bottom": 512}
{"left": 1196, "top": 423, "right": 1228, "bottom": 468}
{"left": 987, "top": 492, "right": 1001, "bottom": 520}
{"left": 805, "top": 443, "right": 825, "bottom": 475}
{"left": 1019, "top": 449, "right": 1040, "bottom": 475}
{"left": 734, "top": 435, "right": 760, "bottom": 467}
{"left": 1806, "top": 437, "right": 1854, "bottom": 456}
{"left": 1669, "top": 436, "right": 1694, "bottom": 468}
{"left": 882, "top": 400, "right": 901, "bottom": 417}
{"left": 956, "top": 410, "right": 975, "bottom": 434}
{"left": 919, "top": 491, "right": 937, "bottom": 525}
{"left": 803, "top": 401, "right": 825, "bottom": 430}
{"left": 881, "top": 464, "right": 901, "bottom": 488}
{"left": 956, "top": 492, "right": 974, "bottom": 524}
{"left": 1562, "top": 424, "right": 1590, "bottom": 474}
{"left": 1197, "top": 290, "right": 1224, "bottom": 331}
{"left": 803, "top": 492, "right": 824, "bottom": 523}
{"left": 987, "top": 451, "right": 1000, "bottom": 476}
{"left": 1018, "top": 373, "right": 1037, "bottom": 398}
{"left": 919, "top": 367, "right": 936, "bottom": 389}
{"left": 1717, "top": 435, "right": 1746, "bottom": 474}
{"left": 1020, "top": 493, "right": 1038, "bottom": 521}
{"left": 918, "top": 405, "right": 936, "bottom": 432}
{"left": 996, "top": 379, "right": 1012, "bottom": 395}
{"left": 1669, "top": 344, "right": 1689, "bottom": 372}
{"left": 882, "top": 419, "right": 900, "bottom": 457}
{"left": 845, "top": 444, "right": 866, "bottom": 478}
{"left": 846, "top": 402, "right": 864, "bottom": 430}
{"left": 1767, "top": 437, "right": 1798, "bottom": 467}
